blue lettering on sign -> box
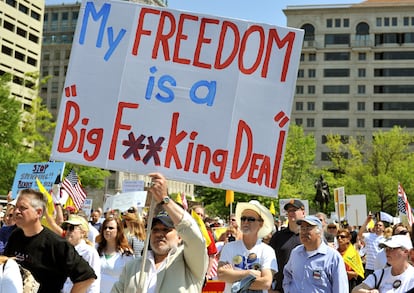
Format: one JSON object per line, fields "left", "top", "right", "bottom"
{"left": 79, "top": 2, "right": 126, "bottom": 61}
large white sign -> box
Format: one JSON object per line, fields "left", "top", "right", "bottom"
{"left": 346, "top": 194, "right": 367, "bottom": 227}
{"left": 103, "top": 191, "right": 148, "bottom": 212}
{"left": 50, "top": 0, "right": 304, "bottom": 197}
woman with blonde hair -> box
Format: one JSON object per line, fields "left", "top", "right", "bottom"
{"left": 96, "top": 215, "right": 133, "bottom": 293}
{"left": 61, "top": 214, "right": 101, "bottom": 293}
{"left": 122, "top": 207, "right": 146, "bottom": 257}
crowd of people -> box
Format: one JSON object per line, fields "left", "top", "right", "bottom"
{"left": 1, "top": 176, "right": 414, "bottom": 293}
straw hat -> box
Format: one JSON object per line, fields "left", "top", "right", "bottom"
{"left": 235, "top": 200, "right": 274, "bottom": 239}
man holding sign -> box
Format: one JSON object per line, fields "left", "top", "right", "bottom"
{"left": 111, "top": 173, "right": 208, "bottom": 293}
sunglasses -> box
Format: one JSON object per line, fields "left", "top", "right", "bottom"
{"left": 64, "top": 225, "right": 78, "bottom": 232}
{"left": 231, "top": 219, "right": 237, "bottom": 221}
{"left": 337, "top": 235, "right": 348, "bottom": 239}
{"left": 328, "top": 226, "right": 337, "bottom": 229}
{"left": 240, "top": 216, "right": 262, "bottom": 223}
{"left": 104, "top": 226, "right": 116, "bottom": 230}
{"left": 397, "top": 230, "right": 408, "bottom": 235}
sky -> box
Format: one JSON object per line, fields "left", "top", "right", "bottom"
{"left": 45, "top": 0, "right": 360, "bottom": 27}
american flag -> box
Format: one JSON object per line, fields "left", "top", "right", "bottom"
{"left": 397, "top": 183, "right": 413, "bottom": 226}
{"left": 62, "top": 169, "right": 87, "bottom": 210}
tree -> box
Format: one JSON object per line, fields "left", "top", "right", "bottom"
{"left": 278, "top": 124, "right": 317, "bottom": 203}
{"left": 326, "top": 127, "right": 414, "bottom": 214}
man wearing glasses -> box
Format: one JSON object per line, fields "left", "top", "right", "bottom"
{"left": 218, "top": 200, "right": 277, "bottom": 293}
{"left": 283, "top": 215, "right": 348, "bottom": 293}
{"left": 269, "top": 199, "right": 305, "bottom": 293}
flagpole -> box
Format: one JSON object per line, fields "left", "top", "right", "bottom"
{"left": 137, "top": 191, "right": 156, "bottom": 291}
{"left": 229, "top": 202, "right": 232, "bottom": 219}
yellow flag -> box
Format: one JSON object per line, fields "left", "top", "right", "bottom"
{"left": 36, "top": 178, "right": 54, "bottom": 216}
{"left": 343, "top": 243, "right": 365, "bottom": 278}
{"left": 175, "top": 194, "right": 183, "bottom": 205}
{"left": 269, "top": 201, "right": 276, "bottom": 215}
{"left": 225, "top": 190, "right": 234, "bottom": 207}
{"left": 367, "top": 218, "right": 375, "bottom": 230}
{"left": 191, "top": 210, "right": 211, "bottom": 247}
{"left": 64, "top": 196, "right": 77, "bottom": 212}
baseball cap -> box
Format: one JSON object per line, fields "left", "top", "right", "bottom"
{"left": 284, "top": 199, "right": 305, "bottom": 211}
{"left": 379, "top": 235, "right": 413, "bottom": 250}
{"left": 296, "top": 215, "right": 323, "bottom": 230}
{"left": 61, "top": 215, "right": 89, "bottom": 232}
{"left": 152, "top": 211, "right": 174, "bottom": 228}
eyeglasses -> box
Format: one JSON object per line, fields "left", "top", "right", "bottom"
{"left": 64, "top": 225, "right": 79, "bottom": 232}
{"left": 397, "top": 230, "right": 408, "bottom": 235}
{"left": 385, "top": 246, "right": 402, "bottom": 252}
{"left": 299, "top": 226, "right": 316, "bottom": 232}
{"left": 240, "top": 216, "right": 262, "bottom": 223}
{"left": 286, "top": 209, "right": 299, "bottom": 213}
{"left": 337, "top": 235, "right": 348, "bottom": 239}
{"left": 104, "top": 226, "right": 116, "bottom": 230}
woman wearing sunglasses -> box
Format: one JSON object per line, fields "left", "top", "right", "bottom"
{"left": 337, "top": 228, "right": 364, "bottom": 292}
{"left": 352, "top": 235, "right": 414, "bottom": 293}
{"left": 61, "top": 215, "right": 101, "bottom": 293}
{"left": 96, "top": 216, "right": 134, "bottom": 293}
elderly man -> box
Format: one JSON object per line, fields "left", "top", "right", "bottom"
{"left": 5, "top": 189, "right": 96, "bottom": 293}
{"left": 218, "top": 200, "right": 277, "bottom": 293}
{"left": 111, "top": 173, "right": 208, "bottom": 293}
{"left": 270, "top": 199, "right": 305, "bottom": 293}
{"left": 283, "top": 215, "right": 348, "bottom": 293}
{"left": 352, "top": 235, "right": 414, "bottom": 292}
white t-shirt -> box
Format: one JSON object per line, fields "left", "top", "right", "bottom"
{"left": 100, "top": 252, "right": 134, "bottom": 293}
{"left": 62, "top": 240, "right": 101, "bottom": 293}
{"left": 219, "top": 239, "right": 278, "bottom": 293}
{"left": 364, "top": 265, "right": 414, "bottom": 293}
{"left": 0, "top": 258, "right": 23, "bottom": 293}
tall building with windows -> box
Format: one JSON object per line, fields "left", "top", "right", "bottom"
{"left": 285, "top": 0, "right": 414, "bottom": 166}
{"left": 0, "top": 0, "right": 44, "bottom": 108}
{"left": 40, "top": 1, "right": 194, "bottom": 208}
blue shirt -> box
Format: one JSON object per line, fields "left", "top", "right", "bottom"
{"left": 283, "top": 241, "right": 348, "bottom": 293}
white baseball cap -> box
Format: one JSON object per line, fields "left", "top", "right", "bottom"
{"left": 379, "top": 235, "right": 413, "bottom": 250}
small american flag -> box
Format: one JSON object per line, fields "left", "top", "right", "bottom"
{"left": 62, "top": 169, "right": 87, "bottom": 210}
{"left": 398, "top": 183, "right": 413, "bottom": 226}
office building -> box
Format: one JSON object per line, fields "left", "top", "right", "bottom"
{"left": 0, "top": 0, "right": 44, "bottom": 108}
{"left": 285, "top": 0, "right": 414, "bottom": 166}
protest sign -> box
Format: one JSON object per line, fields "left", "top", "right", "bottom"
{"left": 122, "top": 180, "right": 145, "bottom": 193}
{"left": 51, "top": 0, "right": 304, "bottom": 197}
{"left": 103, "top": 191, "right": 147, "bottom": 212}
{"left": 11, "top": 162, "right": 65, "bottom": 198}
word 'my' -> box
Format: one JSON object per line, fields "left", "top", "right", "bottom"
{"left": 78, "top": 2, "right": 126, "bottom": 61}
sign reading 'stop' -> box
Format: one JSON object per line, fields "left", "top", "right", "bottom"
{"left": 51, "top": 0, "right": 304, "bottom": 197}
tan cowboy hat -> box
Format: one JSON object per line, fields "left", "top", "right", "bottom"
{"left": 235, "top": 200, "right": 274, "bottom": 239}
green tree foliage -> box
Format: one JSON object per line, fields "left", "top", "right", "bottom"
{"left": 0, "top": 74, "right": 25, "bottom": 193}
{"left": 278, "top": 124, "right": 318, "bottom": 202}
{"left": 326, "top": 127, "right": 414, "bottom": 214}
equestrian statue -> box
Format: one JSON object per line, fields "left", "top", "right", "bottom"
{"left": 314, "top": 175, "right": 330, "bottom": 213}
